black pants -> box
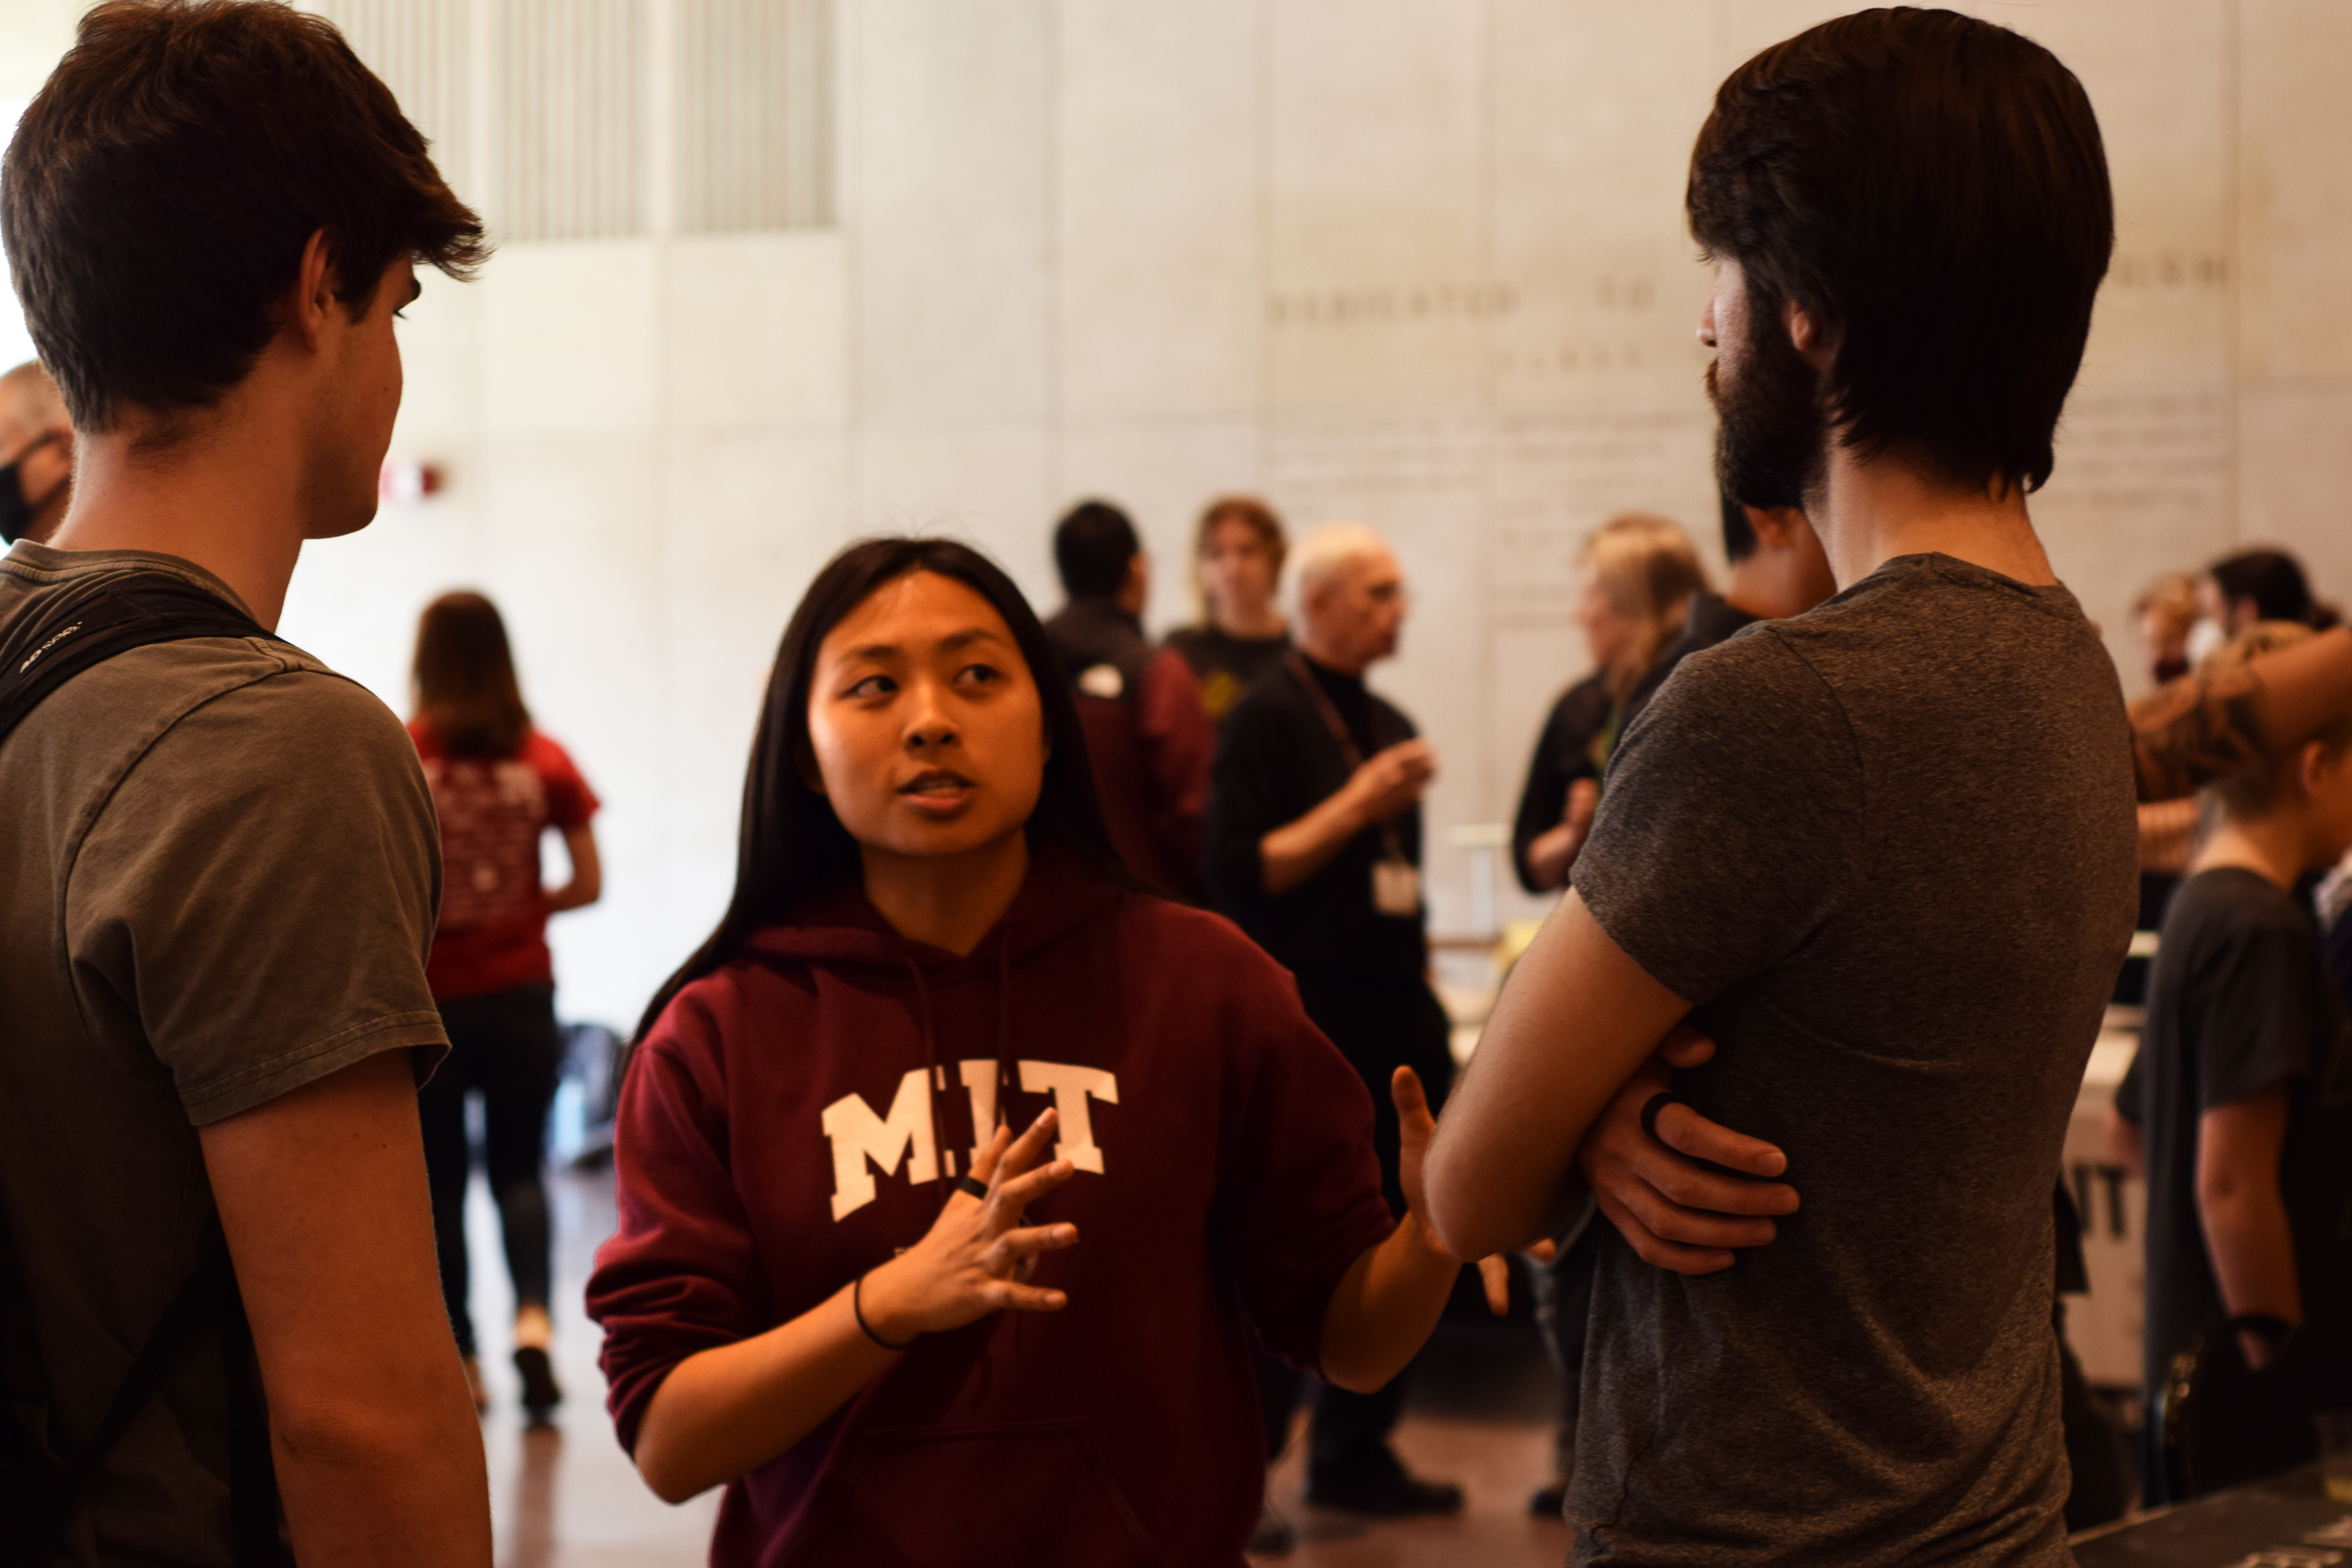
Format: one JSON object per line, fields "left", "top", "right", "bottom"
{"left": 1290, "top": 967, "right": 1456, "bottom": 1483}
{"left": 419, "top": 985, "right": 563, "bottom": 1357}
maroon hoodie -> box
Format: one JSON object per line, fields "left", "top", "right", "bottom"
{"left": 587, "top": 854, "right": 1396, "bottom": 1566}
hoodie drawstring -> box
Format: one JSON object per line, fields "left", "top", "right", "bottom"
{"left": 903, "top": 956, "right": 950, "bottom": 1184}
{"left": 995, "top": 920, "right": 1016, "bottom": 1167}
{"left": 903, "top": 920, "right": 1020, "bottom": 1193}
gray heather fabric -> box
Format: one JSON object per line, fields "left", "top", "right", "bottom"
{"left": 0, "top": 542, "right": 446, "bottom": 1567}
{"left": 1567, "top": 553, "right": 2138, "bottom": 1566}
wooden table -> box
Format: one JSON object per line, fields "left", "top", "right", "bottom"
{"left": 2073, "top": 1469, "right": 2352, "bottom": 1566}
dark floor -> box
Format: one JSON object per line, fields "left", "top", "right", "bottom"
{"left": 473, "top": 1169, "right": 1569, "bottom": 1566}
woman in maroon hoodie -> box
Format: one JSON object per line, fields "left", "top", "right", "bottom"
{"left": 587, "top": 537, "right": 1483, "bottom": 1565}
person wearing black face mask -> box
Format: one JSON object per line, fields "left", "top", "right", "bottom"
{"left": 0, "top": 359, "right": 74, "bottom": 546}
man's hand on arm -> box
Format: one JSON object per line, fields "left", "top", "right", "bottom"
{"left": 1578, "top": 1026, "right": 1797, "bottom": 1274}
{"left": 199, "top": 1049, "right": 492, "bottom": 1568}
{"left": 1421, "top": 891, "right": 1693, "bottom": 1261}
{"left": 1259, "top": 739, "right": 1437, "bottom": 895}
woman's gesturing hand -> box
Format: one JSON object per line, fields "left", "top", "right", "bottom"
{"left": 855, "top": 1106, "right": 1080, "bottom": 1345}
{"left": 1390, "top": 1067, "right": 1512, "bottom": 1311}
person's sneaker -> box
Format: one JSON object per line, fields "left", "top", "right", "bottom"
{"left": 1529, "top": 1480, "right": 1567, "bottom": 1518}
{"left": 513, "top": 1344, "right": 563, "bottom": 1423}
{"left": 1247, "top": 1502, "right": 1295, "bottom": 1556}
{"left": 1305, "top": 1459, "right": 1464, "bottom": 1517}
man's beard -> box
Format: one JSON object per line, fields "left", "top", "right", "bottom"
{"left": 1708, "top": 289, "right": 1828, "bottom": 513}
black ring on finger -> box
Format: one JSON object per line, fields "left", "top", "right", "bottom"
{"left": 1639, "top": 1091, "right": 1689, "bottom": 1144}
{"left": 956, "top": 1175, "right": 989, "bottom": 1200}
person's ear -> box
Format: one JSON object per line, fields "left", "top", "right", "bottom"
{"left": 282, "top": 227, "right": 339, "bottom": 354}
{"left": 1746, "top": 505, "right": 1794, "bottom": 551}
{"left": 1783, "top": 297, "right": 1831, "bottom": 371}
{"left": 2298, "top": 739, "right": 2332, "bottom": 802}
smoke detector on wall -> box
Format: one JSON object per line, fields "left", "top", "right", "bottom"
{"left": 379, "top": 459, "right": 445, "bottom": 505}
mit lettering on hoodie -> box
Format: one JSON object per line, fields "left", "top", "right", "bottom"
{"left": 588, "top": 853, "right": 1398, "bottom": 1567}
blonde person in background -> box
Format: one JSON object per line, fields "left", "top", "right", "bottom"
{"left": 1511, "top": 513, "right": 1708, "bottom": 895}
{"left": 2110, "top": 619, "right": 2352, "bottom": 1499}
{"left": 1167, "top": 495, "right": 1292, "bottom": 724}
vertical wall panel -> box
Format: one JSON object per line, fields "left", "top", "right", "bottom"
{"left": 495, "top": 0, "right": 646, "bottom": 241}
{"left": 676, "top": 0, "right": 833, "bottom": 232}
{"left": 304, "top": 0, "right": 473, "bottom": 197}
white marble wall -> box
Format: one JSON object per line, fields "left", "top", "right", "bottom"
{"left": 4, "top": 2, "right": 2350, "bottom": 1028}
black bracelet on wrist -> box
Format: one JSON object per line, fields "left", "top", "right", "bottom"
{"left": 853, "top": 1270, "right": 915, "bottom": 1352}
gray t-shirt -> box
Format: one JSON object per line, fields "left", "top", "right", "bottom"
{"left": 1568, "top": 554, "right": 2138, "bottom": 1566}
{"left": 0, "top": 543, "right": 447, "bottom": 1566}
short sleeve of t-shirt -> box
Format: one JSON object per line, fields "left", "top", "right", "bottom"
{"left": 1571, "top": 630, "right": 1865, "bottom": 1004}
{"left": 2192, "top": 900, "right": 2328, "bottom": 1109}
{"left": 524, "top": 730, "right": 601, "bottom": 831}
{"left": 67, "top": 669, "right": 449, "bottom": 1125}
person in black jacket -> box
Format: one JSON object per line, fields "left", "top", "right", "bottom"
{"left": 1042, "top": 500, "right": 1215, "bottom": 900}
{"left": 1205, "top": 522, "right": 1463, "bottom": 1519}
{"left": 1512, "top": 513, "right": 1705, "bottom": 893}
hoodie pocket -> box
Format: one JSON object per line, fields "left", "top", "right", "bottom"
{"left": 790, "top": 1418, "right": 1170, "bottom": 1568}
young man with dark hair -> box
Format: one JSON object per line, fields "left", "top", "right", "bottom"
{"left": 2206, "top": 546, "right": 2319, "bottom": 633}
{"left": 0, "top": 3, "right": 492, "bottom": 1563}
{"left": 1041, "top": 499, "right": 1215, "bottom": 898}
{"left": 1426, "top": 12, "right": 2139, "bottom": 1563}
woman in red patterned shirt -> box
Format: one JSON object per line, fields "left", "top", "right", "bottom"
{"left": 409, "top": 590, "right": 602, "bottom": 1421}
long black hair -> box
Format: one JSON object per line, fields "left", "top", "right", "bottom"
{"left": 634, "top": 535, "right": 1131, "bottom": 1043}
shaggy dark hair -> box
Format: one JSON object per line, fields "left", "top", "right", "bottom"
{"left": 1688, "top": 7, "right": 2111, "bottom": 494}
{"left": 3, "top": 0, "right": 488, "bottom": 433}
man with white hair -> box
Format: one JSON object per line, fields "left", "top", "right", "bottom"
{"left": 1204, "top": 523, "right": 1463, "bottom": 1519}
{"left": 0, "top": 359, "right": 74, "bottom": 544}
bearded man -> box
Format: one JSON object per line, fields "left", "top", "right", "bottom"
{"left": 1425, "top": 12, "right": 2140, "bottom": 1565}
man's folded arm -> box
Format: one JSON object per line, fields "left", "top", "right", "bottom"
{"left": 1423, "top": 891, "right": 1691, "bottom": 1261}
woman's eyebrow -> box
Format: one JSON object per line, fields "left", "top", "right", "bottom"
{"left": 938, "top": 627, "right": 1007, "bottom": 653}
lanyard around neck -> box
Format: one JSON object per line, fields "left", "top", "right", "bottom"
{"left": 1287, "top": 651, "right": 1376, "bottom": 766}
{"left": 1287, "top": 651, "right": 1408, "bottom": 860}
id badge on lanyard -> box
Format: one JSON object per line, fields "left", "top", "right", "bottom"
{"left": 1290, "top": 652, "right": 1422, "bottom": 920}
{"left": 1372, "top": 858, "right": 1421, "bottom": 917}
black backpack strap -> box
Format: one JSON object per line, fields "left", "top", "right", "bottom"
{"left": 1, "top": 568, "right": 282, "bottom": 1557}
{"left": 218, "top": 1260, "right": 290, "bottom": 1567}
{"left": 35, "top": 1221, "right": 234, "bottom": 1543}
{"left": 0, "top": 568, "right": 268, "bottom": 746}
